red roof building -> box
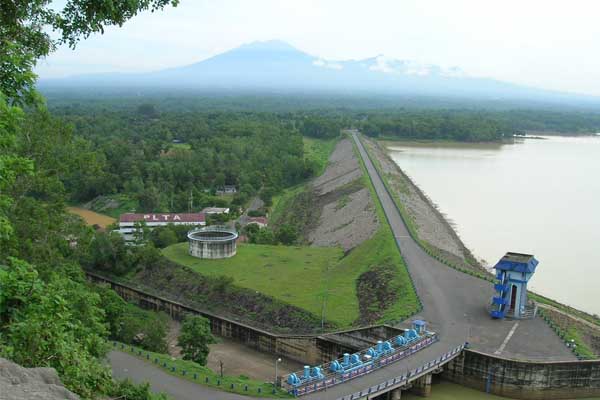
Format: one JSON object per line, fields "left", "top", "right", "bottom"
{"left": 246, "top": 216, "right": 268, "bottom": 228}
{"left": 118, "top": 213, "right": 206, "bottom": 242}
{"left": 119, "top": 213, "right": 205, "bottom": 224}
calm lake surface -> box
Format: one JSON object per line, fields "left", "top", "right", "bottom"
{"left": 387, "top": 135, "right": 600, "bottom": 315}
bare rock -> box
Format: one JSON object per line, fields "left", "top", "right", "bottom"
{"left": 0, "top": 358, "right": 79, "bottom": 400}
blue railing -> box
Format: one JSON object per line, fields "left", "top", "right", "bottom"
{"left": 334, "top": 343, "right": 466, "bottom": 400}
{"left": 287, "top": 333, "right": 439, "bottom": 397}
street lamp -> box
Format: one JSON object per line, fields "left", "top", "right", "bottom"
{"left": 274, "top": 358, "right": 282, "bottom": 388}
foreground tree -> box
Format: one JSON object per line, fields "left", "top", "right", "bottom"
{"left": 1, "top": 1, "right": 178, "bottom": 398}
{"left": 178, "top": 315, "right": 216, "bottom": 366}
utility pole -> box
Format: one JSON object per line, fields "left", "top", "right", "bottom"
{"left": 274, "top": 358, "right": 281, "bottom": 388}
{"left": 321, "top": 291, "right": 327, "bottom": 332}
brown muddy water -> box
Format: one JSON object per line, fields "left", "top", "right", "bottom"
{"left": 67, "top": 206, "right": 116, "bottom": 228}
{"left": 387, "top": 135, "right": 600, "bottom": 316}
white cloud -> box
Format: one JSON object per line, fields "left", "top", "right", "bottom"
{"left": 36, "top": 0, "right": 600, "bottom": 95}
{"left": 312, "top": 59, "right": 343, "bottom": 70}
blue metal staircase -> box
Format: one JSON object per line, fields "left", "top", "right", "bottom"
{"left": 490, "top": 271, "right": 509, "bottom": 319}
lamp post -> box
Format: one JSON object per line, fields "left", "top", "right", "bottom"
{"left": 274, "top": 358, "right": 282, "bottom": 388}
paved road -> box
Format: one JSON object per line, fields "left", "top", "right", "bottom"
{"left": 350, "top": 131, "right": 573, "bottom": 360}
{"left": 110, "top": 132, "right": 574, "bottom": 400}
{"left": 109, "top": 351, "right": 262, "bottom": 400}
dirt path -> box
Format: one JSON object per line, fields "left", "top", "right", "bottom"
{"left": 166, "top": 320, "right": 302, "bottom": 382}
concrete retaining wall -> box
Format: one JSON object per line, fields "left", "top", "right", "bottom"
{"left": 90, "top": 272, "right": 600, "bottom": 399}
{"left": 443, "top": 349, "right": 600, "bottom": 399}
{"left": 87, "top": 272, "right": 356, "bottom": 365}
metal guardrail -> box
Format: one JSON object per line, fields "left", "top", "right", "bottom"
{"left": 288, "top": 334, "right": 440, "bottom": 397}
{"left": 335, "top": 343, "right": 466, "bottom": 400}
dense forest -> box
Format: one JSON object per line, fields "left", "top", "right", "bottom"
{"left": 53, "top": 106, "right": 338, "bottom": 211}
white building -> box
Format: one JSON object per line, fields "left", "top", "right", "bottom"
{"left": 118, "top": 213, "right": 206, "bottom": 242}
{"left": 201, "top": 207, "right": 230, "bottom": 215}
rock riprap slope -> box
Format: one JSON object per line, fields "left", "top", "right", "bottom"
{"left": 307, "top": 138, "right": 379, "bottom": 251}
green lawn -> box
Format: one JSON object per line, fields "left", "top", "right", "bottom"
{"left": 170, "top": 142, "right": 192, "bottom": 150}
{"left": 162, "top": 243, "right": 357, "bottom": 325}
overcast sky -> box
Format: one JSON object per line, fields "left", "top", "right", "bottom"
{"left": 36, "top": 0, "right": 600, "bottom": 96}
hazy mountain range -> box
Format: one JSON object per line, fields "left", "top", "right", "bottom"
{"left": 40, "top": 40, "right": 599, "bottom": 105}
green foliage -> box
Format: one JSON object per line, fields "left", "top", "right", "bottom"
{"left": 92, "top": 284, "right": 169, "bottom": 353}
{"left": 137, "top": 103, "right": 159, "bottom": 118}
{"left": 107, "top": 379, "right": 168, "bottom": 400}
{"left": 248, "top": 227, "right": 276, "bottom": 244}
{"left": 299, "top": 116, "right": 342, "bottom": 139}
{"left": 361, "top": 110, "right": 509, "bottom": 142}
{"left": 117, "top": 304, "right": 169, "bottom": 353}
{"left": 275, "top": 224, "right": 298, "bottom": 245}
{"left": 539, "top": 309, "right": 597, "bottom": 359}
{"left": 87, "top": 231, "right": 134, "bottom": 275}
{"left": 302, "top": 136, "right": 336, "bottom": 177}
{"left": 150, "top": 225, "right": 179, "bottom": 248}
{"left": 52, "top": 109, "right": 312, "bottom": 210}
{"left": 0, "top": 95, "right": 33, "bottom": 250}
{"left": 0, "top": 259, "right": 111, "bottom": 397}
{"left": 178, "top": 315, "right": 216, "bottom": 366}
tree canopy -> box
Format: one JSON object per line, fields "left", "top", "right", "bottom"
{"left": 178, "top": 315, "right": 216, "bottom": 366}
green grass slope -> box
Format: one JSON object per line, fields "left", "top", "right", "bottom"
{"left": 163, "top": 134, "right": 420, "bottom": 328}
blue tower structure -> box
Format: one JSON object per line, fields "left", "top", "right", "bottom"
{"left": 490, "top": 252, "right": 539, "bottom": 319}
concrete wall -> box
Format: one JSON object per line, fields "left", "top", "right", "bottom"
{"left": 188, "top": 238, "right": 236, "bottom": 259}
{"left": 87, "top": 272, "right": 353, "bottom": 365}
{"left": 443, "top": 349, "right": 600, "bottom": 399}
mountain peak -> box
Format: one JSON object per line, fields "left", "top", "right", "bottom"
{"left": 237, "top": 40, "right": 300, "bottom": 52}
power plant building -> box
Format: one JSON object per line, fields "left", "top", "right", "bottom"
{"left": 118, "top": 213, "right": 206, "bottom": 242}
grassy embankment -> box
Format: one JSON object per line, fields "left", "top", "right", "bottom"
{"left": 112, "top": 342, "right": 290, "bottom": 398}
{"left": 163, "top": 243, "right": 351, "bottom": 326}
{"left": 164, "top": 135, "right": 420, "bottom": 328}
{"left": 538, "top": 309, "right": 597, "bottom": 359}
{"left": 348, "top": 139, "right": 421, "bottom": 323}
{"left": 362, "top": 136, "right": 600, "bottom": 358}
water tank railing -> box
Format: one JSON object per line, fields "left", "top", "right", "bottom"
{"left": 187, "top": 225, "right": 239, "bottom": 242}
{"left": 284, "top": 331, "right": 439, "bottom": 397}
{"left": 331, "top": 343, "right": 466, "bottom": 400}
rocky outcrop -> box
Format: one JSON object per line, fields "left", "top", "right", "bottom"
{"left": 0, "top": 358, "right": 79, "bottom": 400}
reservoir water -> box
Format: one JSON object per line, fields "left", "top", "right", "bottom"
{"left": 387, "top": 135, "right": 600, "bottom": 316}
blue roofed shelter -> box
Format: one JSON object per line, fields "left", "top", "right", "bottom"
{"left": 490, "top": 252, "right": 539, "bottom": 319}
